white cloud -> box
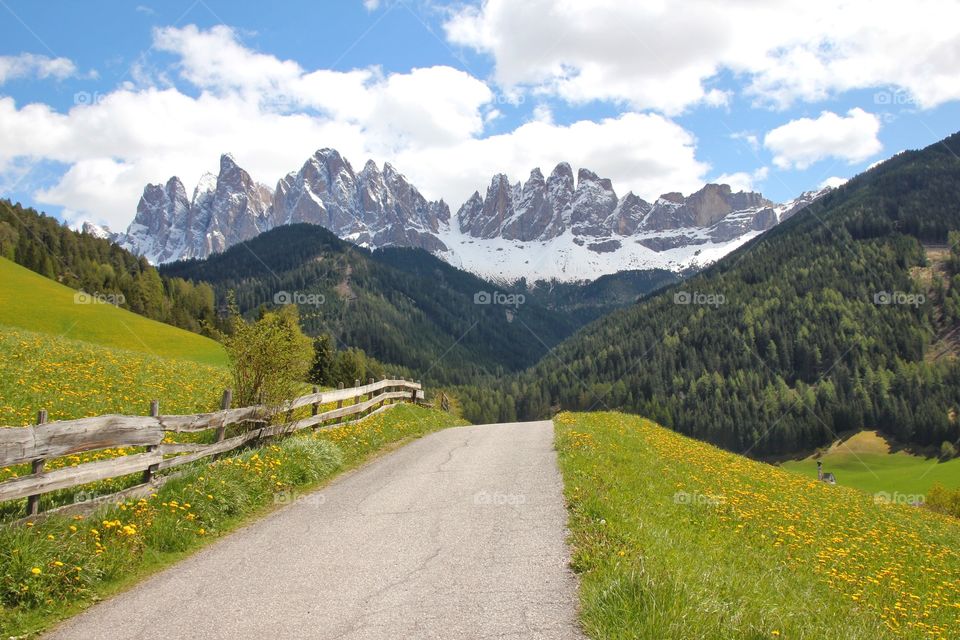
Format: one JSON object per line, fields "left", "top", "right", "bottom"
{"left": 363, "top": 0, "right": 380, "bottom": 10}
{"left": 396, "top": 112, "right": 709, "bottom": 205}
{"left": 819, "top": 176, "right": 848, "bottom": 190}
{"left": 729, "top": 131, "right": 760, "bottom": 152}
{"left": 444, "top": 0, "right": 960, "bottom": 113}
{"left": 0, "top": 53, "right": 77, "bottom": 85}
{"left": 0, "top": 25, "right": 710, "bottom": 229}
{"left": 712, "top": 167, "right": 769, "bottom": 193}
{"left": 764, "top": 108, "right": 882, "bottom": 170}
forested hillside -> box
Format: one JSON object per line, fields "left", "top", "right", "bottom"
{"left": 0, "top": 200, "right": 217, "bottom": 334}
{"left": 522, "top": 268, "right": 681, "bottom": 324}
{"left": 460, "top": 132, "right": 960, "bottom": 455}
{"left": 162, "top": 224, "right": 590, "bottom": 384}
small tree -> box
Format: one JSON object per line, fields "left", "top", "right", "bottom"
{"left": 308, "top": 334, "right": 335, "bottom": 386}
{"left": 941, "top": 440, "right": 958, "bottom": 460}
{"left": 223, "top": 304, "right": 313, "bottom": 409}
{"left": 332, "top": 348, "right": 366, "bottom": 387}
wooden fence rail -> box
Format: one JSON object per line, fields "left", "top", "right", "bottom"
{"left": 0, "top": 379, "right": 424, "bottom": 516}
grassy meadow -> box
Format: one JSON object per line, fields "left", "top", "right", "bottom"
{"left": 555, "top": 412, "right": 960, "bottom": 639}
{"left": 780, "top": 431, "right": 960, "bottom": 497}
{"left": 0, "top": 326, "right": 229, "bottom": 427}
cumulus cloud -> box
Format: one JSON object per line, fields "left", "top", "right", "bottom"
{"left": 712, "top": 167, "right": 769, "bottom": 194}
{"left": 444, "top": 0, "right": 960, "bottom": 112}
{"left": 0, "top": 53, "right": 77, "bottom": 84}
{"left": 819, "top": 176, "right": 848, "bottom": 190}
{"left": 396, "top": 112, "right": 709, "bottom": 205}
{"left": 764, "top": 108, "right": 882, "bottom": 170}
{"left": 0, "top": 25, "right": 711, "bottom": 229}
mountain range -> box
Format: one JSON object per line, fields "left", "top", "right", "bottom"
{"left": 87, "top": 150, "right": 829, "bottom": 282}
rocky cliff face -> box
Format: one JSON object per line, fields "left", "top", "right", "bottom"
{"left": 117, "top": 155, "right": 272, "bottom": 263}
{"left": 104, "top": 148, "right": 828, "bottom": 281}
{"left": 458, "top": 171, "right": 778, "bottom": 241}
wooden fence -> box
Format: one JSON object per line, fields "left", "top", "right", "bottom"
{"left": 0, "top": 378, "right": 424, "bottom": 519}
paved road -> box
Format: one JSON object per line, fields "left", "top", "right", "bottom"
{"left": 47, "top": 421, "right": 583, "bottom": 639}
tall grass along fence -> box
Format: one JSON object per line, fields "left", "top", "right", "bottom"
{"left": 0, "top": 378, "right": 424, "bottom": 522}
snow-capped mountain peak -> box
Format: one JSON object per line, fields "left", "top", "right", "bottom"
{"left": 104, "top": 149, "right": 828, "bottom": 282}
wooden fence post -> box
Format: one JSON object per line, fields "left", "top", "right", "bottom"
{"left": 26, "top": 409, "right": 47, "bottom": 516}
{"left": 311, "top": 386, "right": 319, "bottom": 417}
{"left": 354, "top": 379, "right": 360, "bottom": 411}
{"left": 142, "top": 400, "right": 160, "bottom": 483}
{"left": 336, "top": 382, "right": 344, "bottom": 424}
{"left": 216, "top": 389, "right": 232, "bottom": 442}
{"left": 410, "top": 381, "right": 418, "bottom": 404}
{"left": 379, "top": 376, "right": 386, "bottom": 408}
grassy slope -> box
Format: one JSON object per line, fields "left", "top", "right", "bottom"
{"left": 0, "top": 257, "right": 226, "bottom": 367}
{"left": 0, "top": 326, "right": 229, "bottom": 426}
{"left": 781, "top": 431, "right": 960, "bottom": 496}
{"left": 0, "top": 404, "right": 467, "bottom": 637}
{"left": 556, "top": 412, "right": 960, "bottom": 639}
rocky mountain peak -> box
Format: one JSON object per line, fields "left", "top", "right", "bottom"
{"left": 111, "top": 148, "right": 825, "bottom": 282}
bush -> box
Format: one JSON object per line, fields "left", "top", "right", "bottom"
{"left": 222, "top": 304, "right": 313, "bottom": 409}
{"left": 926, "top": 483, "right": 960, "bottom": 519}
{"left": 276, "top": 437, "right": 342, "bottom": 485}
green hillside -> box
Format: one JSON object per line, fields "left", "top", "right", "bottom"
{"left": 464, "top": 131, "right": 960, "bottom": 456}
{"left": 0, "top": 257, "right": 226, "bottom": 367}
{"left": 0, "top": 199, "right": 218, "bottom": 335}
{"left": 557, "top": 412, "right": 960, "bottom": 639}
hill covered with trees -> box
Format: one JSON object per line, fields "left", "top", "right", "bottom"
{"left": 162, "top": 224, "right": 664, "bottom": 384}
{"left": 460, "top": 132, "right": 960, "bottom": 455}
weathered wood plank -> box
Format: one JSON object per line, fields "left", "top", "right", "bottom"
{"left": 260, "top": 391, "right": 410, "bottom": 438}
{"left": 286, "top": 380, "right": 420, "bottom": 412}
{"left": 157, "top": 430, "right": 263, "bottom": 471}
{"left": 0, "top": 417, "right": 164, "bottom": 467}
{"left": 0, "top": 452, "right": 161, "bottom": 503}
{"left": 157, "top": 405, "right": 266, "bottom": 433}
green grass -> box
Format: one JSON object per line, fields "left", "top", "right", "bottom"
{"left": 0, "top": 257, "right": 226, "bottom": 367}
{"left": 0, "top": 325, "right": 229, "bottom": 427}
{"left": 0, "top": 403, "right": 467, "bottom": 637}
{"left": 780, "top": 431, "right": 960, "bottom": 496}
{"left": 555, "top": 412, "right": 960, "bottom": 639}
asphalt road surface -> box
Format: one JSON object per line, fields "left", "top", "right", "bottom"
{"left": 47, "top": 421, "right": 584, "bottom": 639}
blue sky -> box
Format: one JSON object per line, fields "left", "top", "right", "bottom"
{"left": 1, "top": 0, "right": 959, "bottom": 230}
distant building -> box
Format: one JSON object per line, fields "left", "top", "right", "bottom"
{"left": 817, "top": 460, "right": 837, "bottom": 485}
